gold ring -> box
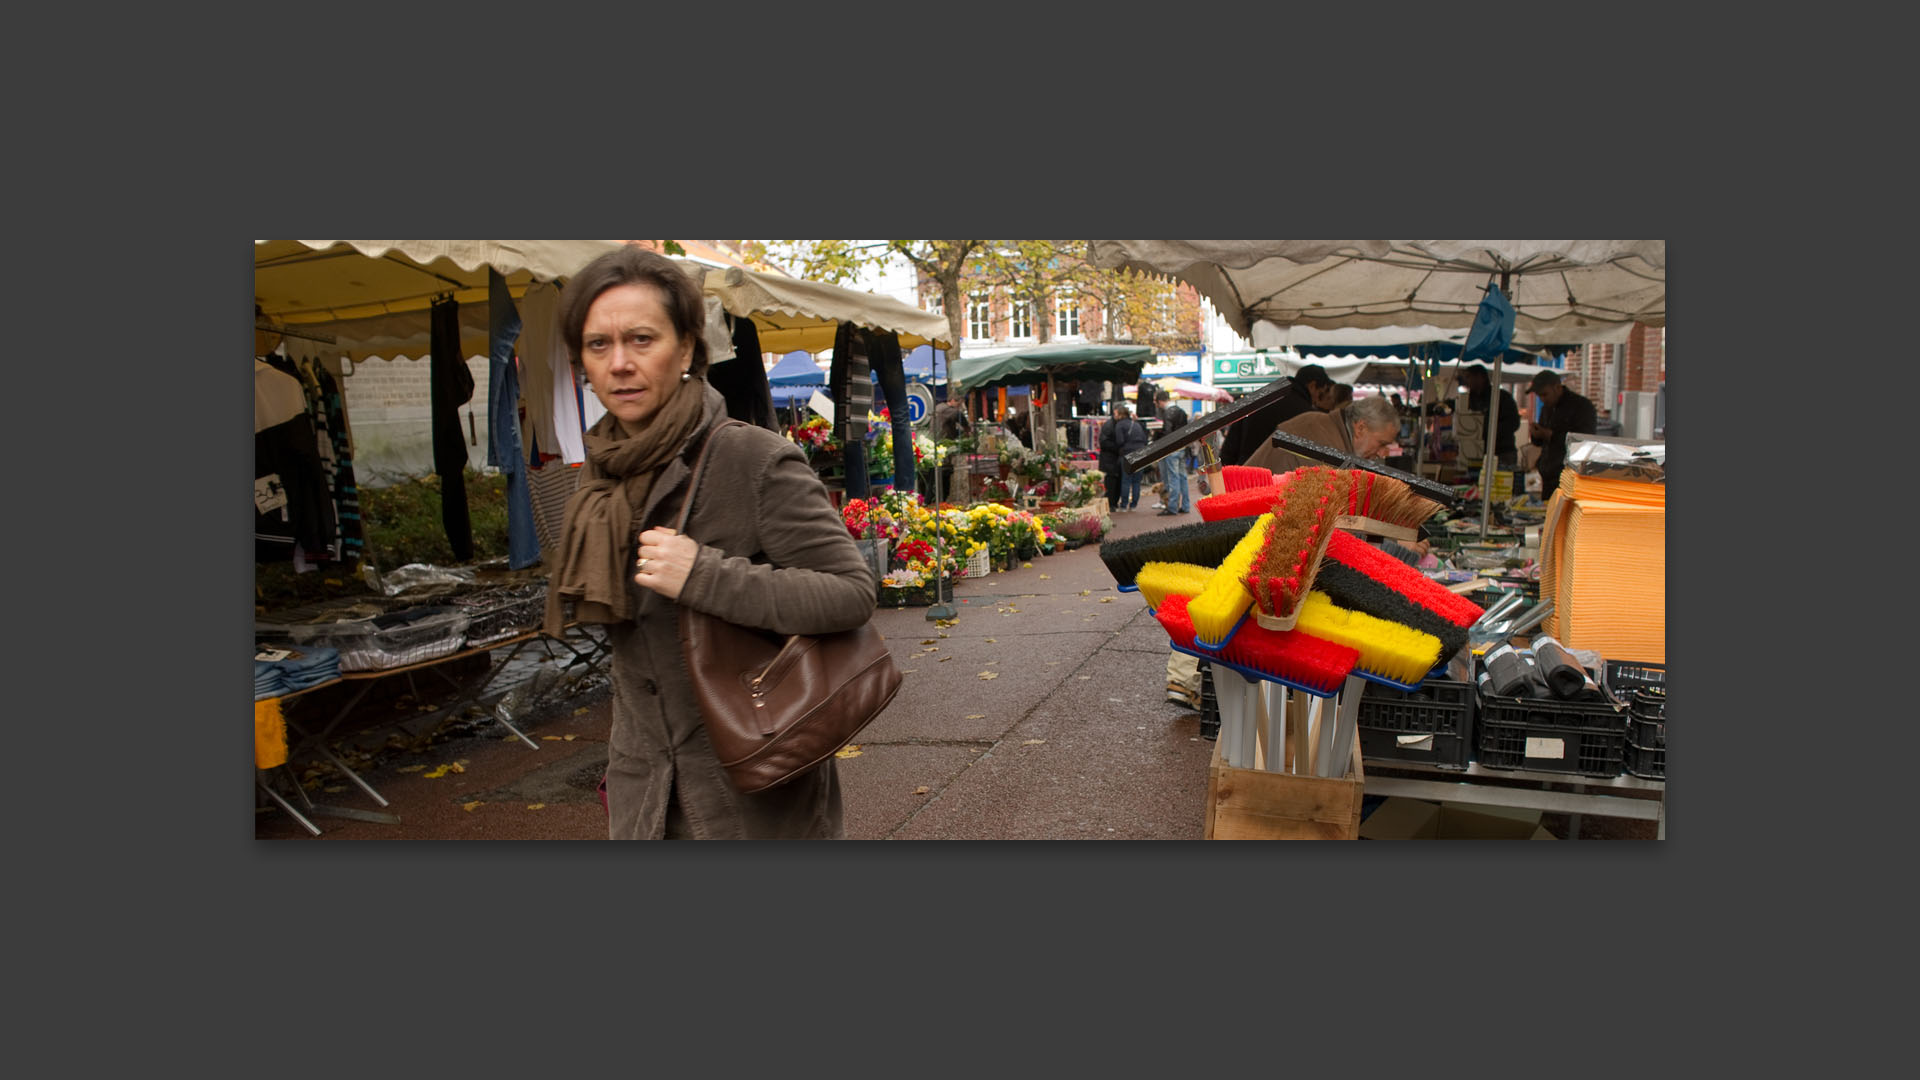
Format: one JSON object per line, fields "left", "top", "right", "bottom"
{"left": 636, "top": 557, "right": 650, "bottom": 573}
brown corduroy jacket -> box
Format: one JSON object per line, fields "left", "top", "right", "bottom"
{"left": 597, "top": 388, "right": 876, "bottom": 839}
{"left": 1242, "top": 406, "right": 1354, "bottom": 476}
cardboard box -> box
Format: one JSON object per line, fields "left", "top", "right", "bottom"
{"left": 1357, "top": 798, "right": 1557, "bottom": 839}
{"left": 1436, "top": 802, "right": 1544, "bottom": 839}
{"left": 1358, "top": 797, "right": 1441, "bottom": 840}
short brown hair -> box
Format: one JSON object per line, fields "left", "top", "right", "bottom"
{"left": 558, "top": 244, "right": 710, "bottom": 377}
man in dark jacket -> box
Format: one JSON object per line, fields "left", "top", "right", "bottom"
{"left": 1099, "top": 404, "right": 1149, "bottom": 509}
{"left": 1528, "top": 369, "right": 1598, "bottom": 501}
{"left": 1459, "top": 363, "right": 1520, "bottom": 468}
{"left": 1218, "top": 363, "right": 1334, "bottom": 466}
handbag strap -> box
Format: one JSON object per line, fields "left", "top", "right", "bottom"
{"left": 675, "top": 418, "right": 746, "bottom": 533}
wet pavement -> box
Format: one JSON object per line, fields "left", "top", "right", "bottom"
{"left": 254, "top": 493, "right": 1657, "bottom": 840}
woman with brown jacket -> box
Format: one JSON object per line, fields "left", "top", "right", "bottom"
{"left": 543, "top": 247, "right": 876, "bottom": 838}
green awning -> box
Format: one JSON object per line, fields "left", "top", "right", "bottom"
{"left": 949, "top": 343, "right": 1153, "bottom": 393}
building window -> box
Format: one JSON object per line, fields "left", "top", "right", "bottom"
{"left": 1010, "top": 295, "right": 1032, "bottom": 339}
{"left": 967, "top": 291, "right": 990, "bottom": 340}
{"left": 925, "top": 290, "right": 943, "bottom": 315}
{"left": 1056, "top": 290, "right": 1079, "bottom": 337}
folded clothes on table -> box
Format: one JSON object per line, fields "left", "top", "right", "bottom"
{"left": 254, "top": 643, "right": 342, "bottom": 697}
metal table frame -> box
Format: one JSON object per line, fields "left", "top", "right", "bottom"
{"left": 255, "top": 623, "right": 612, "bottom": 836}
{"left": 1361, "top": 757, "right": 1665, "bottom": 839}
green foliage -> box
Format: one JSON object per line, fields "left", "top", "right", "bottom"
{"left": 359, "top": 469, "right": 512, "bottom": 569}
{"left": 254, "top": 469, "right": 513, "bottom": 612}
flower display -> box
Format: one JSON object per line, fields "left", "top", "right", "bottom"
{"left": 786, "top": 416, "right": 838, "bottom": 453}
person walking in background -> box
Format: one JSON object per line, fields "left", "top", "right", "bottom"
{"left": 1154, "top": 390, "right": 1191, "bottom": 516}
{"left": 1528, "top": 369, "right": 1597, "bottom": 502}
{"left": 1099, "top": 403, "right": 1149, "bottom": 510}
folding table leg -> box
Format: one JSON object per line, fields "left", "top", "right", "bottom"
{"left": 257, "top": 773, "right": 322, "bottom": 837}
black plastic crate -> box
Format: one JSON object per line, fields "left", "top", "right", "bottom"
{"left": 1624, "top": 737, "right": 1665, "bottom": 780}
{"left": 1357, "top": 677, "right": 1474, "bottom": 769}
{"left": 1605, "top": 659, "right": 1666, "bottom": 697}
{"left": 1479, "top": 689, "right": 1629, "bottom": 734}
{"left": 1476, "top": 687, "right": 1627, "bottom": 777}
{"left": 1628, "top": 708, "right": 1665, "bottom": 749}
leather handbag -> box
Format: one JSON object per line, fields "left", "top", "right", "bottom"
{"left": 675, "top": 421, "right": 904, "bottom": 795}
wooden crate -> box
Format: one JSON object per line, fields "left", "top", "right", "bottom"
{"left": 1204, "top": 718, "right": 1365, "bottom": 840}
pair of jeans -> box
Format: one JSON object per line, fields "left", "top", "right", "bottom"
{"left": 489, "top": 269, "right": 540, "bottom": 570}
{"left": 1119, "top": 468, "right": 1143, "bottom": 509}
{"left": 1158, "top": 453, "right": 1190, "bottom": 513}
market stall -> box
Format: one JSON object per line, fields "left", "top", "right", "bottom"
{"left": 1085, "top": 241, "right": 1667, "bottom": 837}
{"left": 254, "top": 241, "right": 629, "bottom": 832}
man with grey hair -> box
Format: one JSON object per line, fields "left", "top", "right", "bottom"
{"left": 1243, "top": 392, "right": 1402, "bottom": 475}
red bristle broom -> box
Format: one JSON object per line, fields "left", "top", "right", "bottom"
{"left": 1242, "top": 467, "right": 1350, "bottom": 632}
{"left": 1222, "top": 465, "right": 1279, "bottom": 492}
{"left": 1330, "top": 470, "right": 1443, "bottom": 543}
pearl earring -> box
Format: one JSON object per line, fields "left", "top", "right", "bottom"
{"left": 681, "top": 370, "right": 692, "bottom": 382}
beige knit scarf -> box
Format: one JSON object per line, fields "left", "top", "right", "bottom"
{"left": 543, "top": 378, "right": 713, "bottom": 634}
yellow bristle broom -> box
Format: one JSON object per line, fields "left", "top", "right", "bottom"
{"left": 1187, "top": 512, "right": 1274, "bottom": 649}
{"left": 1293, "top": 591, "right": 1444, "bottom": 687}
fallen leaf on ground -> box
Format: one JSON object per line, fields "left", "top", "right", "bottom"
{"left": 921, "top": 639, "right": 938, "bottom": 645}
{"left": 1077, "top": 675, "right": 1091, "bottom": 680}
{"left": 939, "top": 656, "right": 954, "bottom": 662}
{"left": 835, "top": 745, "right": 864, "bottom": 759}
{"left": 1039, "top": 575, "right": 1051, "bottom": 580}
{"left": 423, "top": 764, "right": 455, "bottom": 779}
{"left": 913, "top": 786, "right": 930, "bottom": 795}
{"left": 322, "top": 785, "right": 345, "bottom": 794}
{"left": 1022, "top": 739, "right": 1046, "bottom": 746}
{"left": 463, "top": 801, "right": 484, "bottom": 811}
{"left": 574, "top": 706, "right": 590, "bottom": 716}
{"left": 1080, "top": 590, "right": 1091, "bottom": 596}
{"left": 526, "top": 803, "right": 546, "bottom": 810}
{"left": 966, "top": 714, "right": 986, "bottom": 720}
{"left": 542, "top": 735, "right": 564, "bottom": 741}
{"left": 978, "top": 671, "right": 999, "bottom": 680}
{"left": 562, "top": 735, "right": 576, "bottom": 741}
{"left": 1022, "top": 562, "right": 1032, "bottom": 569}
{"left": 396, "top": 764, "right": 426, "bottom": 774}
{"left": 984, "top": 638, "right": 996, "bottom": 643}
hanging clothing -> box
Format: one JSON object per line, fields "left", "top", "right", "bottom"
{"left": 430, "top": 296, "right": 475, "bottom": 562}
{"left": 255, "top": 360, "right": 306, "bottom": 433}
{"left": 310, "top": 364, "right": 365, "bottom": 564}
{"left": 708, "top": 314, "right": 779, "bottom": 432}
{"left": 489, "top": 269, "right": 540, "bottom": 569}
{"left": 829, "top": 322, "right": 872, "bottom": 500}
{"left": 518, "top": 281, "right": 583, "bottom": 463}
{"left": 865, "top": 329, "right": 916, "bottom": 492}
{"left": 256, "top": 410, "right": 335, "bottom": 562}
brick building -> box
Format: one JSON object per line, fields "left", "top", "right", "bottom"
{"left": 1560, "top": 324, "right": 1666, "bottom": 419}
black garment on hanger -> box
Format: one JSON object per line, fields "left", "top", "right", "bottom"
{"left": 430, "top": 296, "right": 475, "bottom": 561}
{"left": 710, "top": 315, "right": 779, "bottom": 431}
{"left": 829, "top": 321, "right": 873, "bottom": 500}
{"left": 864, "top": 328, "right": 915, "bottom": 492}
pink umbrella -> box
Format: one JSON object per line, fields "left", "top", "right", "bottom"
{"left": 1159, "top": 378, "right": 1233, "bottom": 403}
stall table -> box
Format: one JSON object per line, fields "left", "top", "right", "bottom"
{"left": 1361, "top": 757, "right": 1665, "bottom": 838}
{"left": 256, "top": 623, "right": 610, "bottom": 836}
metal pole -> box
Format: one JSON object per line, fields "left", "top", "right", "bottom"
{"left": 927, "top": 345, "right": 957, "bottom": 621}
{"left": 1480, "top": 271, "right": 1511, "bottom": 541}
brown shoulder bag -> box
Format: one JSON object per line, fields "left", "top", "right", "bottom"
{"left": 676, "top": 421, "right": 904, "bottom": 794}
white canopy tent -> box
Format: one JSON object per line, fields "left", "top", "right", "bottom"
{"left": 1088, "top": 240, "right": 1664, "bottom": 346}
{"left": 1087, "top": 240, "right": 1666, "bottom": 536}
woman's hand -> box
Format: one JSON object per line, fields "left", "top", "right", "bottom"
{"left": 633, "top": 526, "right": 700, "bottom": 601}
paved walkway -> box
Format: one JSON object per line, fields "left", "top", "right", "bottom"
{"left": 255, "top": 498, "right": 1217, "bottom": 840}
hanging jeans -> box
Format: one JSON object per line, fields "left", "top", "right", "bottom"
{"left": 866, "top": 330, "right": 916, "bottom": 494}
{"left": 489, "top": 270, "right": 540, "bottom": 569}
